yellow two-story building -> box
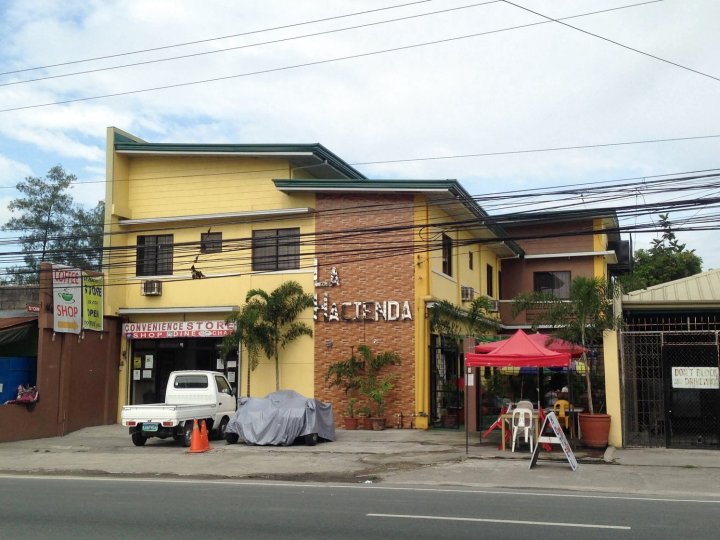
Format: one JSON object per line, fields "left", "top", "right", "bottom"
{"left": 104, "top": 127, "right": 522, "bottom": 428}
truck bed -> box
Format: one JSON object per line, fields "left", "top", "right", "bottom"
{"left": 121, "top": 403, "right": 219, "bottom": 425}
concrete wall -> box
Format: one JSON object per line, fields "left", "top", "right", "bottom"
{"left": 0, "top": 286, "right": 38, "bottom": 310}
{"left": 604, "top": 329, "right": 623, "bottom": 447}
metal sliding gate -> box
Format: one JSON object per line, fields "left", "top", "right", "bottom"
{"left": 621, "top": 330, "right": 720, "bottom": 449}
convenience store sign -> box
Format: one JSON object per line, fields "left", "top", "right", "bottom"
{"left": 123, "top": 320, "right": 236, "bottom": 339}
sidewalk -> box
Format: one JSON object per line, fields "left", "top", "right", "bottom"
{"left": 1, "top": 424, "right": 718, "bottom": 497}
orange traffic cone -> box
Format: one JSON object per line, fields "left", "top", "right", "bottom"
{"left": 200, "top": 419, "right": 211, "bottom": 450}
{"left": 188, "top": 419, "right": 208, "bottom": 453}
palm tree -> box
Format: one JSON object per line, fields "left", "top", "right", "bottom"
{"left": 223, "top": 302, "right": 262, "bottom": 396}
{"left": 244, "top": 281, "right": 314, "bottom": 391}
{"left": 511, "top": 276, "right": 617, "bottom": 414}
{"left": 428, "top": 296, "right": 499, "bottom": 340}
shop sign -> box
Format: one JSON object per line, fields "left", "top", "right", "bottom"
{"left": 82, "top": 273, "right": 103, "bottom": 331}
{"left": 671, "top": 367, "right": 720, "bottom": 389}
{"left": 123, "top": 320, "right": 236, "bottom": 339}
{"left": 53, "top": 265, "right": 82, "bottom": 334}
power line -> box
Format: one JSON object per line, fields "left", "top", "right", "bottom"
{"left": 0, "top": 2, "right": 500, "bottom": 88}
{"left": 353, "top": 134, "right": 720, "bottom": 166}
{"left": 503, "top": 0, "right": 720, "bottom": 83}
{"left": 0, "top": 0, "right": 666, "bottom": 114}
{"left": 0, "top": 1, "right": 433, "bottom": 76}
{"left": 3, "top": 184, "right": 720, "bottom": 269}
{"left": 2, "top": 136, "right": 717, "bottom": 194}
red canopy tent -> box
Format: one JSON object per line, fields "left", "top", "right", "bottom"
{"left": 464, "top": 330, "right": 572, "bottom": 452}
{"left": 473, "top": 332, "right": 585, "bottom": 359}
{"left": 466, "top": 329, "right": 571, "bottom": 369}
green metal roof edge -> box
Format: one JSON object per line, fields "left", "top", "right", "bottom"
{"left": 274, "top": 179, "right": 523, "bottom": 256}
{"left": 446, "top": 182, "right": 523, "bottom": 256}
{"left": 273, "top": 178, "right": 459, "bottom": 190}
{"left": 113, "top": 138, "right": 366, "bottom": 180}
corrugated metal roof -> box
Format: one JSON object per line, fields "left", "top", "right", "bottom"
{"left": 622, "top": 269, "right": 720, "bottom": 305}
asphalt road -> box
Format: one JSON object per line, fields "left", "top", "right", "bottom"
{"left": 2, "top": 475, "right": 719, "bottom": 539}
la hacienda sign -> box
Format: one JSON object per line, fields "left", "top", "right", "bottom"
{"left": 314, "top": 294, "right": 412, "bottom": 322}
{"left": 313, "top": 261, "right": 412, "bottom": 322}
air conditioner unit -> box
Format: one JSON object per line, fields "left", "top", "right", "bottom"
{"left": 487, "top": 298, "right": 499, "bottom": 312}
{"left": 141, "top": 280, "right": 162, "bottom": 296}
{"left": 461, "top": 286, "right": 475, "bottom": 302}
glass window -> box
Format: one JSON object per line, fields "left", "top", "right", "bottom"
{"left": 534, "top": 271, "right": 571, "bottom": 299}
{"left": 136, "top": 234, "right": 173, "bottom": 276}
{"left": 215, "top": 375, "right": 232, "bottom": 395}
{"left": 486, "top": 264, "right": 494, "bottom": 297}
{"left": 201, "top": 232, "right": 222, "bottom": 254}
{"left": 173, "top": 374, "right": 208, "bottom": 389}
{"left": 441, "top": 234, "right": 453, "bottom": 276}
{"left": 252, "top": 228, "right": 300, "bottom": 271}
{"left": 468, "top": 251, "right": 474, "bottom": 270}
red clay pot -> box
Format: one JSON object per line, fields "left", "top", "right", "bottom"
{"left": 578, "top": 413, "right": 611, "bottom": 448}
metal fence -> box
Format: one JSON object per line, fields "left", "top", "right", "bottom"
{"left": 621, "top": 330, "right": 719, "bottom": 449}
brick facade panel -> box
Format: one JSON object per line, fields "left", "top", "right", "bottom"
{"left": 313, "top": 194, "right": 416, "bottom": 428}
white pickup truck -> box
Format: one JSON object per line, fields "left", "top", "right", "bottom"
{"left": 121, "top": 370, "right": 236, "bottom": 447}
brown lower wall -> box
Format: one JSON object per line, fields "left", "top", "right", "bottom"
{"left": 0, "top": 266, "right": 120, "bottom": 443}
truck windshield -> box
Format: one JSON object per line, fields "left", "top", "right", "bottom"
{"left": 173, "top": 375, "right": 208, "bottom": 389}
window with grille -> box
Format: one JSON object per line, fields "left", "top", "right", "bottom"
{"left": 486, "top": 264, "right": 494, "bottom": 297}
{"left": 441, "top": 234, "right": 453, "bottom": 276}
{"left": 252, "top": 228, "right": 300, "bottom": 271}
{"left": 136, "top": 235, "right": 173, "bottom": 276}
{"left": 200, "top": 232, "right": 222, "bottom": 254}
{"left": 533, "top": 271, "right": 571, "bottom": 298}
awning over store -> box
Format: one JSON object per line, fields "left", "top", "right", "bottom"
{"left": 0, "top": 316, "right": 38, "bottom": 345}
{"left": 465, "top": 329, "right": 571, "bottom": 368}
{"left": 474, "top": 332, "right": 587, "bottom": 358}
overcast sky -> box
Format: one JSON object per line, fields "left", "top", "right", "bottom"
{"left": 1, "top": 0, "right": 718, "bottom": 269}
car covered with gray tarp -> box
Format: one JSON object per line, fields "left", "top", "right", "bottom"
{"left": 225, "top": 390, "right": 336, "bottom": 446}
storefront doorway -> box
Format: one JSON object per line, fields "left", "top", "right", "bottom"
{"left": 129, "top": 338, "right": 238, "bottom": 404}
{"left": 429, "top": 335, "right": 463, "bottom": 428}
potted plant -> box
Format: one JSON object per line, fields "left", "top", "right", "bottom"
{"left": 344, "top": 398, "right": 359, "bottom": 430}
{"left": 355, "top": 345, "right": 401, "bottom": 431}
{"left": 325, "top": 350, "right": 365, "bottom": 430}
{"left": 512, "top": 276, "right": 618, "bottom": 448}
{"left": 358, "top": 405, "right": 373, "bottom": 430}
{"left": 364, "top": 373, "right": 398, "bottom": 430}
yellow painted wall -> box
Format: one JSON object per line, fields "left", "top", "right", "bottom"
{"left": 603, "top": 329, "right": 623, "bottom": 447}
{"left": 107, "top": 130, "right": 318, "bottom": 417}
{"left": 412, "top": 199, "right": 503, "bottom": 429}
{"left": 413, "top": 197, "right": 432, "bottom": 428}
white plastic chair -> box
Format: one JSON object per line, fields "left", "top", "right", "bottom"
{"left": 516, "top": 400, "right": 534, "bottom": 411}
{"left": 511, "top": 407, "right": 534, "bottom": 452}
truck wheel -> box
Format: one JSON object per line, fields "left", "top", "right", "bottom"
{"left": 182, "top": 422, "right": 194, "bottom": 447}
{"left": 216, "top": 417, "right": 229, "bottom": 440}
{"left": 131, "top": 432, "right": 148, "bottom": 447}
{"left": 225, "top": 432, "right": 239, "bottom": 445}
{"left": 304, "top": 433, "right": 318, "bottom": 446}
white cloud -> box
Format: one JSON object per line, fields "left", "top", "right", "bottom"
{"left": 0, "top": 0, "right": 719, "bottom": 267}
{"left": 0, "top": 154, "right": 32, "bottom": 186}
